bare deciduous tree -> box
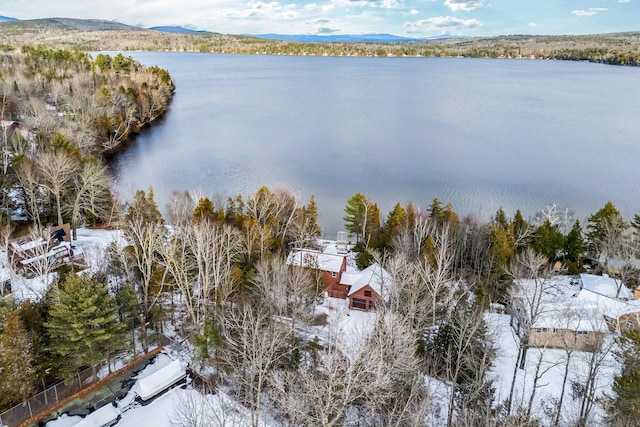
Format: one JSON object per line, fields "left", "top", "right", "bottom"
{"left": 67, "top": 158, "right": 112, "bottom": 238}
{"left": 36, "top": 150, "right": 78, "bottom": 226}
{"left": 121, "top": 216, "right": 166, "bottom": 351}
{"left": 169, "top": 388, "right": 246, "bottom": 427}
{"left": 15, "top": 160, "right": 44, "bottom": 228}
{"left": 506, "top": 249, "right": 556, "bottom": 415}
{"left": 220, "top": 302, "right": 292, "bottom": 427}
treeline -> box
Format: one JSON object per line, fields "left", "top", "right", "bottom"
{"left": 0, "top": 46, "right": 174, "bottom": 155}
{"left": 2, "top": 19, "right": 640, "bottom": 66}
{"left": 2, "top": 184, "right": 640, "bottom": 424}
{"left": 344, "top": 194, "right": 640, "bottom": 300}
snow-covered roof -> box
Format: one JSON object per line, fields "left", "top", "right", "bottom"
{"left": 514, "top": 275, "right": 640, "bottom": 332}
{"left": 580, "top": 273, "right": 631, "bottom": 300}
{"left": 136, "top": 359, "right": 186, "bottom": 401}
{"left": 343, "top": 263, "right": 393, "bottom": 299}
{"left": 286, "top": 248, "right": 347, "bottom": 273}
{"left": 74, "top": 402, "right": 120, "bottom": 427}
{"left": 9, "top": 237, "right": 48, "bottom": 254}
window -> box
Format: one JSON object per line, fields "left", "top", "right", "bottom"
{"left": 331, "top": 272, "right": 337, "bottom": 278}
{"left": 552, "top": 328, "right": 559, "bottom": 334}
{"left": 576, "top": 330, "right": 588, "bottom": 335}
{"left": 535, "top": 328, "right": 548, "bottom": 333}
{"left": 364, "top": 290, "right": 372, "bottom": 297}
{"left": 625, "top": 320, "right": 634, "bottom": 330}
{"left": 351, "top": 298, "right": 367, "bottom": 310}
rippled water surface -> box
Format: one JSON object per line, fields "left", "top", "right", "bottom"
{"left": 109, "top": 52, "right": 640, "bottom": 233}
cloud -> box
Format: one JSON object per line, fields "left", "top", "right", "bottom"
{"left": 317, "top": 26, "right": 340, "bottom": 33}
{"left": 404, "top": 16, "right": 482, "bottom": 34}
{"left": 410, "top": 8, "right": 419, "bottom": 15}
{"left": 220, "top": 1, "right": 298, "bottom": 20}
{"left": 528, "top": 22, "right": 536, "bottom": 28}
{"left": 303, "top": 17, "right": 340, "bottom": 34}
{"left": 379, "top": 0, "right": 401, "bottom": 8}
{"left": 571, "top": 8, "right": 608, "bottom": 17}
{"left": 618, "top": 0, "right": 629, "bottom": 3}
{"left": 332, "top": 0, "right": 403, "bottom": 8}
{"left": 444, "top": 0, "right": 484, "bottom": 12}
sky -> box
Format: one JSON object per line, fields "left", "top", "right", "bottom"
{"left": 2, "top": 0, "right": 639, "bottom": 37}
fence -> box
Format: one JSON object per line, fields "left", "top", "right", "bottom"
{"left": 0, "top": 366, "right": 95, "bottom": 427}
{"left": 0, "top": 334, "right": 173, "bottom": 427}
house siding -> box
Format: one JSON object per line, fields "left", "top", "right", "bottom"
{"left": 529, "top": 328, "right": 604, "bottom": 352}
{"left": 606, "top": 313, "right": 640, "bottom": 332}
{"left": 323, "top": 257, "right": 348, "bottom": 298}
{"left": 348, "top": 285, "right": 380, "bottom": 311}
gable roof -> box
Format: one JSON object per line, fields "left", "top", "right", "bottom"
{"left": 286, "top": 248, "right": 347, "bottom": 273}
{"left": 515, "top": 275, "right": 640, "bottom": 333}
{"left": 580, "top": 273, "right": 631, "bottom": 299}
{"left": 343, "top": 263, "right": 392, "bottom": 299}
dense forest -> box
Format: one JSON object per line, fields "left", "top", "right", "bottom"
{"left": 2, "top": 179, "right": 640, "bottom": 425}
{"left": 0, "top": 46, "right": 174, "bottom": 230}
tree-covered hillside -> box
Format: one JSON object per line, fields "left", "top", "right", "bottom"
{"left": 1, "top": 18, "right": 640, "bottom": 65}
{"left": 0, "top": 47, "right": 174, "bottom": 228}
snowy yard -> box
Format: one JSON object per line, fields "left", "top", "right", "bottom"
{"left": 3, "top": 229, "right": 624, "bottom": 427}
{"left": 486, "top": 312, "right": 619, "bottom": 426}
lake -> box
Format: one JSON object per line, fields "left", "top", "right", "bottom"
{"left": 108, "top": 52, "right": 640, "bottom": 234}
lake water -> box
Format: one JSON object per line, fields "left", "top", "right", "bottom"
{"left": 109, "top": 52, "right": 640, "bottom": 234}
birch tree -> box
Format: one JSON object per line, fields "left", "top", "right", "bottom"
{"left": 15, "top": 159, "right": 44, "bottom": 228}
{"left": 121, "top": 216, "right": 166, "bottom": 352}
{"left": 506, "top": 249, "right": 555, "bottom": 415}
{"left": 36, "top": 150, "right": 78, "bottom": 226}
{"left": 67, "top": 157, "right": 113, "bottom": 238}
{"left": 220, "top": 302, "right": 292, "bottom": 427}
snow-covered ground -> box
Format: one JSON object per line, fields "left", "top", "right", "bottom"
{"left": 1, "top": 227, "right": 124, "bottom": 302}
{"left": 3, "top": 229, "right": 623, "bottom": 427}
{"left": 486, "top": 312, "right": 619, "bottom": 426}
{"left": 45, "top": 352, "right": 256, "bottom": 427}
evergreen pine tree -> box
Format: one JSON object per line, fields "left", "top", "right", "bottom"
{"left": 441, "top": 203, "right": 459, "bottom": 226}
{"left": 304, "top": 195, "right": 322, "bottom": 238}
{"left": 45, "top": 275, "right": 126, "bottom": 379}
{"left": 512, "top": 209, "right": 530, "bottom": 248}
{"left": 494, "top": 207, "right": 509, "bottom": 230}
{"left": 586, "top": 201, "right": 623, "bottom": 250}
{"left": 406, "top": 201, "right": 417, "bottom": 230}
{"left": 608, "top": 330, "right": 640, "bottom": 425}
{"left": 193, "top": 197, "right": 218, "bottom": 222}
{"left": 126, "top": 186, "right": 164, "bottom": 225}
{"left": 489, "top": 225, "right": 515, "bottom": 274}
{"left": 0, "top": 310, "right": 36, "bottom": 408}
{"left": 343, "top": 193, "right": 368, "bottom": 244}
{"left": 564, "top": 220, "right": 586, "bottom": 274}
{"left": 365, "top": 202, "right": 381, "bottom": 248}
{"left": 428, "top": 198, "right": 444, "bottom": 223}
{"left": 632, "top": 214, "right": 640, "bottom": 238}
{"left": 380, "top": 203, "right": 407, "bottom": 250}
{"left": 532, "top": 220, "right": 565, "bottom": 260}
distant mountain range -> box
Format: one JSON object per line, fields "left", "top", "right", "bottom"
{"left": 149, "top": 26, "right": 210, "bottom": 34}
{"left": 252, "top": 33, "right": 469, "bottom": 43}
{"left": 0, "top": 16, "right": 460, "bottom": 42}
